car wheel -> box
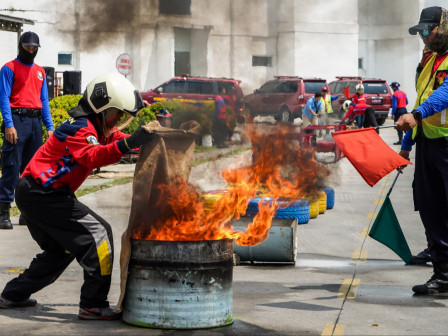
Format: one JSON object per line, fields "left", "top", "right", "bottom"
{"left": 244, "top": 106, "right": 254, "bottom": 123}
{"left": 377, "top": 117, "right": 386, "bottom": 126}
{"left": 278, "top": 108, "right": 292, "bottom": 123}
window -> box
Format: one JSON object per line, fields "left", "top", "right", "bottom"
{"left": 304, "top": 81, "right": 326, "bottom": 94}
{"left": 363, "top": 82, "right": 388, "bottom": 94}
{"left": 58, "top": 52, "right": 72, "bottom": 65}
{"left": 277, "top": 81, "right": 298, "bottom": 93}
{"left": 332, "top": 82, "right": 348, "bottom": 94}
{"left": 218, "top": 82, "right": 235, "bottom": 94}
{"left": 186, "top": 81, "right": 214, "bottom": 94}
{"left": 161, "top": 80, "right": 186, "bottom": 93}
{"left": 252, "top": 56, "right": 272, "bottom": 67}
{"left": 159, "top": 0, "right": 191, "bottom": 15}
{"left": 358, "top": 58, "right": 363, "bottom": 69}
{"left": 259, "top": 81, "right": 279, "bottom": 93}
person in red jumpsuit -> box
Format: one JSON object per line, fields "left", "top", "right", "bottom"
{"left": 0, "top": 73, "right": 155, "bottom": 320}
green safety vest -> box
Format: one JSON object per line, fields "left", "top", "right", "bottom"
{"left": 413, "top": 53, "right": 448, "bottom": 139}
{"left": 321, "top": 95, "right": 333, "bottom": 114}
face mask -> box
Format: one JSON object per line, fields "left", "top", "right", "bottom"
{"left": 428, "top": 8, "right": 448, "bottom": 55}
{"left": 17, "top": 44, "right": 38, "bottom": 65}
{"left": 100, "top": 108, "right": 133, "bottom": 138}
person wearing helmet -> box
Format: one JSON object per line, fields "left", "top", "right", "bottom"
{"left": 320, "top": 86, "right": 338, "bottom": 125}
{"left": 349, "top": 84, "right": 367, "bottom": 128}
{"left": 341, "top": 100, "right": 356, "bottom": 125}
{"left": 395, "top": 6, "right": 448, "bottom": 292}
{"left": 0, "top": 31, "right": 55, "bottom": 230}
{"left": 390, "top": 82, "right": 408, "bottom": 145}
{"left": 0, "top": 73, "right": 156, "bottom": 320}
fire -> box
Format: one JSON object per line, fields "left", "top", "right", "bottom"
{"left": 131, "top": 123, "right": 330, "bottom": 246}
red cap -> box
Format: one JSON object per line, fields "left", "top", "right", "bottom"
{"left": 321, "top": 86, "right": 328, "bottom": 92}
{"left": 156, "top": 109, "right": 172, "bottom": 118}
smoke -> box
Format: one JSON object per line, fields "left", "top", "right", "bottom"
{"left": 79, "top": 0, "right": 139, "bottom": 50}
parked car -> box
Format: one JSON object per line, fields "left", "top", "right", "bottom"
{"left": 328, "top": 76, "right": 392, "bottom": 125}
{"left": 243, "top": 76, "right": 329, "bottom": 123}
{"left": 140, "top": 74, "right": 244, "bottom": 117}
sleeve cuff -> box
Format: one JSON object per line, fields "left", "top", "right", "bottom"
{"left": 116, "top": 139, "right": 129, "bottom": 154}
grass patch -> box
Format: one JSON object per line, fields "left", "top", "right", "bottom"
{"left": 10, "top": 145, "right": 251, "bottom": 216}
{"left": 194, "top": 145, "right": 218, "bottom": 153}
{"left": 74, "top": 176, "right": 133, "bottom": 198}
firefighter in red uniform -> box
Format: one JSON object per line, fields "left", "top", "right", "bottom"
{"left": 351, "top": 84, "right": 366, "bottom": 128}
{"left": 213, "top": 86, "right": 228, "bottom": 148}
{"left": 390, "top": 81, "right": 408, "bottom": 145}
{"left": 0, "top": 73, "right": 156, "bottom": 320}
{"left": 0, "top": 31, "right": 55, "bottom": 230}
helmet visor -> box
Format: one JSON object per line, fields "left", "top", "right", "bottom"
{"left": 102, "top": 108, "right": 134, "bottom": 136}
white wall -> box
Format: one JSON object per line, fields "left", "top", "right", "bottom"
{"left": 1, "top": 0, "right": 440, "bottom": 103}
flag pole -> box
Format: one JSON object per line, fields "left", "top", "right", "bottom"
{"left": 375, "top": 125, "right": 397, "bottom": 129}
{"left": 385, "top": 168, "right": 403, "bottom": 198}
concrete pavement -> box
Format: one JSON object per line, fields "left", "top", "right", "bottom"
{"left": 0, "top": 119, "right": 446, "bottom": 335}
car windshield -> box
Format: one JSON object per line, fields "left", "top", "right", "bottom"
{"left": 330, "top": 81, "right": 357, "bottom": 95}
{"left": 363, "top": 82, "right": 389, "bottom": 94}
{"left": 304, "top": 81, "right": 326, "bottom": 94}
{"left": 186, "top": 81, "right": 214, "bottom": 94}
{"left": 161, "top": 80, "right": 186, "bottom": 93}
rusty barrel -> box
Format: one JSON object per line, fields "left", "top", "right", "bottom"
{"left": 122, "top": 239, "right": 234, "bottom": 329}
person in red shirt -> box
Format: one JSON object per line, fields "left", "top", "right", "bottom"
{"left": 0, "top": 32, "right": 55, "bottom": 230}
{"left": 213, "top": 86, "right": 228, "bottom": 148}
{"left": 351, "top": 84, "right": 366, "bottom": 128}
{"left": 0, "top": 73, "right": 155, "bottom": 320}
{"left": 390, "top": 82, "right": 408, "bottom": 145}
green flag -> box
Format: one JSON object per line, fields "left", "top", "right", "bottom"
{"left": 368, "top": 194, "right": 412, "bottom": 264}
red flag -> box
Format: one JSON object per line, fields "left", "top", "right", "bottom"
{"left": 343, "top": 86, "right": 350, "bottom": 99}
{"left": 332, "top": 128, "right": 411, "bottom": 186}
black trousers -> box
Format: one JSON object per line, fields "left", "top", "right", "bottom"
{"left": 212, "top": 118, "right": 228, "bottom": 148}
{"left": 363, "top": 107, "right": 379, "bottom": 133}
{"left": 394, "top": 108, "right": 407, "bottom": 140}
{"left": 414, "top": 137, "right": 448, "bottom": 263}
{"left": 2, "top": 176, "right": 114, "bottom": 308}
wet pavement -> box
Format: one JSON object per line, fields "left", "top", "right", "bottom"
{"left": 0, "top": 118, "right": 445, "bottom": 335}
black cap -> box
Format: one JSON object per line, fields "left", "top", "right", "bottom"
{"left": 19, "top": 31, "right": 40, "bottom": 47}
{"left": 409, "top": 6, "right": 442, "bottom": 35}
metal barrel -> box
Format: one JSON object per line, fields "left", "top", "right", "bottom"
{"left": 232, "top": 218, "right": 298, "bottom": 263}
{"left": 123, "top": 239, "right": 234, "bottom": 329}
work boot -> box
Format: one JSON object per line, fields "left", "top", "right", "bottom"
{"left": 0, "top": 295, "right": 37, "bottom": 309}
{"left": 0, "top": 203, "right": 12, "bottom": 230}
{"left": 78, "top": 307, "right": 121, "bottom": 320}
{"left": 393, "top": 140, "right": 402, "bottom": 145}
{"left": 413, "top": 262, "right": 448, "bottom": 294}
{"left": 409, "top": 249, "right": 431, "bottom": 265}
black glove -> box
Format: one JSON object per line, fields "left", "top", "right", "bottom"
{"left": 117, "top": 126, "right": 156, "bottom": 153}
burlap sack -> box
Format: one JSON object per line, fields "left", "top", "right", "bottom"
{"left": 117, "top": 120, "right": 200, "bottom": 311}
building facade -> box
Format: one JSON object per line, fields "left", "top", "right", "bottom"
{"left": 0, "top": 0, "right": 441, "bottom": 107}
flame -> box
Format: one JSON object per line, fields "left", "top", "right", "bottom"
{"left": 131, "top": 123, "right": 330, "bottom": 246}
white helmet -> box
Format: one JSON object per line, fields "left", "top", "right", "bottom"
{"left": 84, "top": 73, "right": 145, "bottom": 137}
{"left": 86, "top": 73, "right": 144, "bottom": 116}
{"left": 355, "top": 84, "right": 364, "bottom": 92}
{"left": 342, "top": 100, "right": 352, "bottom": 111}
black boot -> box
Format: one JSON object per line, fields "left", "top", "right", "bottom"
{"left": 0, "top": 203, "right": 12, "bottom": 230}
{"left": 412, "top": 262, "right": 448, "bottom": 294}
{"left": 409, "top": 248, "right": 431, "bottom": 265}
